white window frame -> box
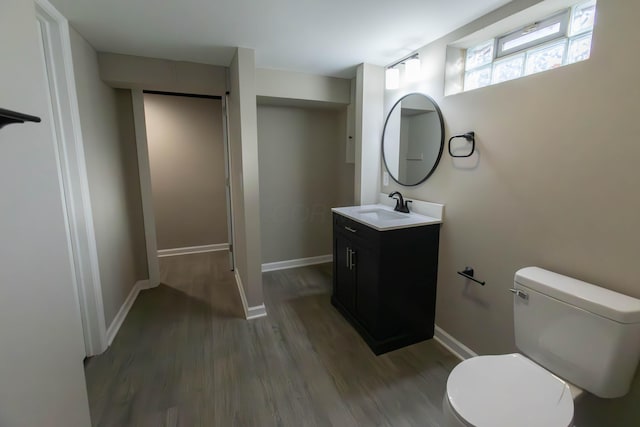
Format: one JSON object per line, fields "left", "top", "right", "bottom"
{"left": 496, "top": 10, "right": 570, "bottom": 58}
{"left": 462, "top": 0, "right": 596, "bottom": 92}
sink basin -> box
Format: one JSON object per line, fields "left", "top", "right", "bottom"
{"left": 357, "top": 208, "right": 407, "bottom": 221}
{"left": 332, "top": 203, "right": 442, "bottom": 231}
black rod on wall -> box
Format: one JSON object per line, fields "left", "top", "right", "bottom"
{"left": 386, "top": 52, "right": 419, "bottom": 69}
{"left": 457, "top": 267, "right": 485, "bottom": 286}
{"left": 0, "top": 107, "right": 41, "bottom": 130}
{"left": 143, "top": 90, "right": 222, "bottom": 100}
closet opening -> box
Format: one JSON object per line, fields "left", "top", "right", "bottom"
{"left": 141, "top": 90, "right": 235, "bottom": 276}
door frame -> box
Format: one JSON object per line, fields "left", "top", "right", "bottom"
{"left": 131, "top": 90, "right": 235, "bottom": 285}
{"left": 221, "top": 93, "right": 236, "bottom": 270}
{"left": 131, "top": 89, "right": 160, "bottom": 287}
{"left": 35, "top": 0, "right": 107, "bottom": 356}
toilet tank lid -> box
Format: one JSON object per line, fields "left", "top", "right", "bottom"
{"left": 515, "top": 267, "right": 640, "bottom": 324}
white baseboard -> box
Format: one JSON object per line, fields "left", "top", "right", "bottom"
{"left": 434, "top": 325, "right": 478, "bottom": 361}
{"left": 234, "top": 270, "right": 249, "bottom": 317}
{"left": 234, "top": 270, "right": 268, "bottom": 320}
{"left": 158, "top": 243, "right": 229, "bottom": 258}
{"left": 137, "top": 279, "right": 156, "bottom": 290}
{"left": 247, "top": 304, "right": 267, "bottom": 319}
{"left": 106, "top": 280, "right": 148, "bottom": 345}
{"left": 261, "top": 254, "right": 332, "bottom": 272}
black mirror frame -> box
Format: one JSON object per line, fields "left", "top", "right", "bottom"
{"left": 381, "top": 92, "right": 445, "bottom": 187}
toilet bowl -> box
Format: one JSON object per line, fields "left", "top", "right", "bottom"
{"left": 442, "top": 354, "right": 574, "bottom": 427}
{"left": 441, "top": 267, "right": 640, "bottom": 427}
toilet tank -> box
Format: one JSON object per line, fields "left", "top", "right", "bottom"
{"left": 513, "top": 267, "right": 640, "bottom": 398}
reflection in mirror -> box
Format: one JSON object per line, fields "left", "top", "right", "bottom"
{"left": 382, "top": 93, "right": 444, "bottom": 186}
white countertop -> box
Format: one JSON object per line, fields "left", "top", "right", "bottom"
{"left": 332, "top": 203, "right": 442, "bottom": 231}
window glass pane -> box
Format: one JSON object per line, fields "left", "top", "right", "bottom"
{"left": 525, "top": 40, "right": 566, "bottom": 75}
{"left": 465, "top": 40, "right": 494, "bottom": 71}
{"left": 567, "top": 33, "right": 593, "bottom": 64}
{"left": 503, "top": 22, "right": 561, "bottom": 52}
{"left": 492, "top": 54, "right": 525, "bottom": 84}
{"left": 458, "top": 2, "right": 595, "bottom": 93}
{"left": 464, "top": 65, "right": 492, "bottom": 90}
{"left": 570, "top": 1, "right": 596, "bottom": 36}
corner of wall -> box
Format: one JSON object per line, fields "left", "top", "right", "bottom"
{"left": 228, "top": 47, "right": 264, "bottom": 308}
{"left": 354, "top": 63, "right": 385, "bottom": 205}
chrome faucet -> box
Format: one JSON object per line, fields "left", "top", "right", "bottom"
{"left": 389, "top": 191, "right": 412, "bottom": 213}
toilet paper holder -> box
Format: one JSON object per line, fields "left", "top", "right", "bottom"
{"left": 457, "top": 267, "right": 485, "bottom": 286}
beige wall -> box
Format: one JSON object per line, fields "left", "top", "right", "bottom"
{"left": 71, "top": 29, "right": 147, "bottom": 327}
{"left": 144, "top": 93, "right": 228, "bottom": 250}
{"left": 256, "top": 68, "right": 351, "bottom": 105}
{"left": 380, "top": 0, "right": 640, "bottom": 424}
{"left": 98, "top": 53, "right": 227, "bottom": 96}
{"left": 115, "top": 90, "right": 149, "bottom": 278}
{"left": 0, "top": 1, "right": 91, "bottom": 424}
{"left": 228, "top": 48, "right": 264, "bottom": 308}
{"left": 257, "top": 105, "right": 354, "bottom": 264}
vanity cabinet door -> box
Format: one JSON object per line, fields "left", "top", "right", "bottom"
{"left": 333, "top": 232, "right": 356, "bottom": 312}
{"left": 353, "top": 243, "right": 380, "bottom": 336}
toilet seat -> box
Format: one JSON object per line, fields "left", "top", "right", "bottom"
{"left": 446, "top": 353, "right": 573, "bottom": 427}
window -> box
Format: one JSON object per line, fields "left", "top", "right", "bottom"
{"left": 497, "top": 11, "right": 569, "bottom": 58}
{"left": 463, "top": 0, "right": 596, "bottom": 92}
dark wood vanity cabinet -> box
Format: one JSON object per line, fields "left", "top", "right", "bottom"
{"left": 331, "top": 212, "right": 440, "bottom": 355}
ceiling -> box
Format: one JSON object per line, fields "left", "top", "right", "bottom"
{"left": 50, "top": 0, "right": 511, "bottom": 78}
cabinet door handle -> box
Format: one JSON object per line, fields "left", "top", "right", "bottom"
{"left": 345, "top": 226, "right": 357, "bottom": 233}
{"left": 350, "top": 250, "right": 356, "bottom": 270}
{"left": 346, "top": 248, "right": 350, "bottom": 268}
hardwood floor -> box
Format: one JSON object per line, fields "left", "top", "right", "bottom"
{"left": 85, "top": 251, "right": 459, "bottom": 426}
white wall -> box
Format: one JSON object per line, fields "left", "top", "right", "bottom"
{"left": 378, "top": 0, "right": 640, "bottom": 424}
{"left": 384, "top": 107, "right": 401, "bottom": 177}
{"left": 70, "top": 29, "right": 147, "bottom": 327}
{"left": 354, "top": 63, "right": 385, "bottom": 204}
{"left": 228, "top": 47, "right": 264, "bottom": 308}
{"left": 0, "top": 1, "right": 91, "bottom": 425}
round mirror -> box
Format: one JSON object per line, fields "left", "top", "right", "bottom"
{"left": 382, "top": 93, "right": 444, "bottom": 186}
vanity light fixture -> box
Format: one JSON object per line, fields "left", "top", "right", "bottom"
{"left": 385, "top": 67, "right": 400, "bottom": 90}
{"left": 385, "top": 53, "right": 420, "bottom": 89}
{"left": 404, "top": 56, "right": 421, "bottom": 82}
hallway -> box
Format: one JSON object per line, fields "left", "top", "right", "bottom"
{"left": 84, "top": 252, "right": 457, "bottom": 426}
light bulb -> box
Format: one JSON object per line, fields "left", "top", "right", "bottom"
{"left": 385, "top": 67, "right": 400, "bottom": 90}
{"left": 405, "top": 57, "right": 421, "bottom": 82}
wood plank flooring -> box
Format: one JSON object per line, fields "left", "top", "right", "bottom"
{"left": 84, "top": 251, "right": 459, "bottom": 426}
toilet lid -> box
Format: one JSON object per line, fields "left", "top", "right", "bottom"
{"left": 447, "top": 353, "right": 573, "bottom": 427}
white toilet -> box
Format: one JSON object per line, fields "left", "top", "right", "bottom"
{"left": 443, "top": 267, "right": 640, "bottom": 427}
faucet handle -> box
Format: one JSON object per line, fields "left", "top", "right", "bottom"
{"left": 393, "top": 198, "right": 402, "bottom": 210}
{"left": 389, "top": 191, "right": 408, "bottom": 212}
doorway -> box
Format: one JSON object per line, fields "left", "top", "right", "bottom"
{"left": 35, "top": 0, "right": 107, "bottom": 356}
{"left": 134, "top": 91, "right": 235, "bottom": 285}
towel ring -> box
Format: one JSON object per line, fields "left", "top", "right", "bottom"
{"left": 448, "top": 131, "right": 475, "bottom": 158}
